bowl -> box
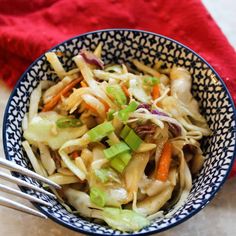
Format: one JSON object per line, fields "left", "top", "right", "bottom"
{"left": 3, "top": 29, "right": 236, "bottom": 235}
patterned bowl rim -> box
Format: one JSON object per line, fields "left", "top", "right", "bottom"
{"left": 3, "top": 29, "right": 236, "bottom": 236}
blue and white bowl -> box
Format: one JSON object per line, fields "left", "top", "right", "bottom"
{"left": 3, "top": 29, "right": 236, "bottom": 235}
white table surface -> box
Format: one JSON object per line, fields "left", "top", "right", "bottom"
{"left": 0, "top": 1, "right": 236, "bottom": 235}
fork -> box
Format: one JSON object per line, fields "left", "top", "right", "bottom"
{"left": 0, "top": 158, "right": 60, "bottom": 219}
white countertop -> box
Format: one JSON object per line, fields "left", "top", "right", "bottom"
{"left": 0, "top": 1, "right": 236, "bottom": 235}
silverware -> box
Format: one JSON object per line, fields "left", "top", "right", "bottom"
{"left": 0, "top": 158, "right": 60, "bottom": 219}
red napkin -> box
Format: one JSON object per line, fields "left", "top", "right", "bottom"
{"left": 0, "top": 0, "right": 235, "bottom": 177}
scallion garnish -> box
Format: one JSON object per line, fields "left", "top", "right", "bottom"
{"left": 56, "top": 117, "right": 83, "bottom": 128}
{"left": 124, "top": 129, "right": 142, "bottom": 151}
{"left": 106, "top": 85, "right": 127, "bottom": 105}
{"left": 87, "top": 122, "right": 114, "bottom": 142}
{"left": 110, "top": 151, "right": 131, "bottom": 173}
{"left": 143, "top": 76, "right": 160, "bottom": 86}
{"left": 90, "top": 187, "right": 106, "bottom": 207}
{"left": 107, "top": 109, "right": 115, "bottom": 121}
{"left": 118, "top": 101, "right": 138, "bottom": 122}
{"left": 120, "top": 125, "right": 131, "bottom": 139}
{"left": 120, "top": 125, "right": 143, "bottom": 151}
{"left": 103, "top": 142, "right": 130, "bottom": 159}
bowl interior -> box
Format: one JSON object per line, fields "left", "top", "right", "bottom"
{"left": 3, "top": 29, "right": 236, "bottom": 235}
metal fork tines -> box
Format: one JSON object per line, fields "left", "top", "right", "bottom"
{"left": 0, "top": 158, "right": 60, "bottom": 218}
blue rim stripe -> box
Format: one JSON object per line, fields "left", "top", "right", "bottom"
{"left": 2, "top": 29, "right": 236, "bottom": 236}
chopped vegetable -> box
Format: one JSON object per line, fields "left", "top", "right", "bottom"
{"left": 94, "top": 168, "right": 120, "bottom": 183}
{"left": 38, "top": 142, "right": 56, "bottom": 175}
{"left": 57, "top": 168, "right": 74, "bottom": 176}
{"left": 121, "top": 84, "right": 130, "bottom": 97}
{"left": 74, "top": 56, "right": 115, "bottom": 109}
{"left": 110, "top": 157, "right": 126, "bottom": 173}
{"left": 105, "top": 65, "right": 123, "bottom": 73}
{"left": 42, "top": 77, "right": 82, "bottom": 112}
{"left": 156, "top": 142, "right": 172, "bottom": 182}
{"left": 24, "top": 112, "right": 87, "bottom": 150}
{"left": 124, "top": 129, "right": 143, "bottom": 151}
{"left": 99, "top": 98, "right": 110, "bottom": 112}
{"left": 59, "top": 150, "right": 86, "bottom": 180}
{"left": 87, "top": 122, "right": 114, "bottom": 142}
{"left": 110, "top": 151, "right": 131, "bottom": 173}
{"left": 107, "top": 109, "right": 115, "bottom": 121}
{"left": 106, "top": 85, "right": 127, "bottom": 105}
{"left": 29, "top": 83, "right": 41, "bottom": 122}
{"left": 152, "top": 84, "right": 160, "bottom": 100}
{"left": 80, "top": 81, "right": 88, "bottom": 87}
{"left": 119, "top": 151, "right": 132, "bottom": 165}
{"left": 84, "top": 102, "right": 98, "bottom": 114}
{"left": 75, "top": 157, "right": 87, "bottom": 174}
{"left": 120, "top": 125, "right": 143, "bottom": 151}
{"left": 43, "top": 76, "right": 75, "bottom": 104}
{"left": 103, "top": 142, "right": 130, "bottom": 160}
{"left": 48, "top": 173, "right": 80, "bottom": 185}
{"left": 94, "top": 168, "right": 121, "bottom": 183}
{"left": 120, "top": 125, "right": 131, "bottom": 139}
{"left": 80, "top": 49, "right": 104, "bottom": 69}
{"left": 64, "top": 188, "right": 98, "bottom": 218}
{"left": 71, "top": 150, "right": 80, "bottom": 159}
{"left": 129, "top": 78, "right": 151, "bottom": 103}
{"left": 103, "top": 207, "right": 150, "bottom": 232}
{"left": 143, "top": 77, "right": 160, "bottom": 86}
{"left": 137, "top": 103, "right": 151, "bottom": 111}
{"left": 132, "top": 59, "right": 160, "bottom": 78}
{"left": 118, "top": 101, "right": 138, "bottom": 122}
{"left": 22, "top": 140, "right": 46, "bottom": 177}
{"left": 134, "top": 124, "right": 156, "bottom": 138}
{"left": 93, "top": 42, "right": 103, "bottom": 58}
{"left": 107, "top": 132, "right": 120, "bottom": 145}
{"left": 45, "top": 52, "right": 66, "bottom": 79}
{"left": 56, "top": 117, "right": 83, "bottom": 128}
{"left": 94, "top": 169, "right": 109, "bottom": 183}
{"left": 90, "top": 187, "right": 106, "bottom": 207}
{"left": 82, "top": 94, "right": 106, "bottom": 118}
{"left": 136, "top": 142, "right": 156, "bottom": 152}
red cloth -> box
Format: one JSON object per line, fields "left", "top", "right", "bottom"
{"left": 0, "top": 0, "right": 235, "bottom": 177}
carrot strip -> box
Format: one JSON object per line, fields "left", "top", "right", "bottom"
{"left": 156, "top": 142, "right": 172, "bottom": 182}
{"left": 99, "top": 99, "right": 110, "bottom": 112}
{"left": 80, "top": 81, "right": 88, "bottom": 87}
{"left": 152, "top": 84, "right": 160, "bottom": 100}
{"left": 71, "top": 151, "right": 80, "bottom": 159}
{"left": 42, "top": 77, "right": 82, "bottom": 112}
{"left": 84, "top": 103, "right": 98, "bottom": 114}
{"left": 121, "top": 84, "right": 130, "bottom": 97}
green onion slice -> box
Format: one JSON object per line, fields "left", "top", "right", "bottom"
{"left": 106, "top": 85, "right": 127, "bottom": 105}
{"left": 107, "top": 109, "right": 115, "bottom": 121}
{"left": 118, "top": 101, "right": 138, "bottom": 122}
{"left": 87, "top": 122, "right": 114, "bottom": 142}
{"left": 110, "top": 151, "right": 132, "bottom": 173}
{"left": 104, "top": 142, "right": 130, "bottom": 160}
{"left": 120, "top": 125, "right": 131, "bottom": 139}
{"left": 94, "top": 169, "right": 109, "bottom": 183}
{"left": 56, "top": 117, "right": 83, "bottom": 128}
{"left": 143, "top": 76, "right": 160, "bottom": 86}
{"left": 90, "top": 187, "right": 106, "bottom": 207}
{"left": 124, "top": 129, "right": 143, "bottom": 151}
{"left": 110, "top": 158, "right": 126, "bottom": 173}
{"left": 120, "top": 125, "right": 143, "bottom": 151}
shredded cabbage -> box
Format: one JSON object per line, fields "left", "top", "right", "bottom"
{"left": 22, "top": 47, "right": 211, "bottom": 232}
{"left": 103, "top": 207, "right": 150, "bottom": 232}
